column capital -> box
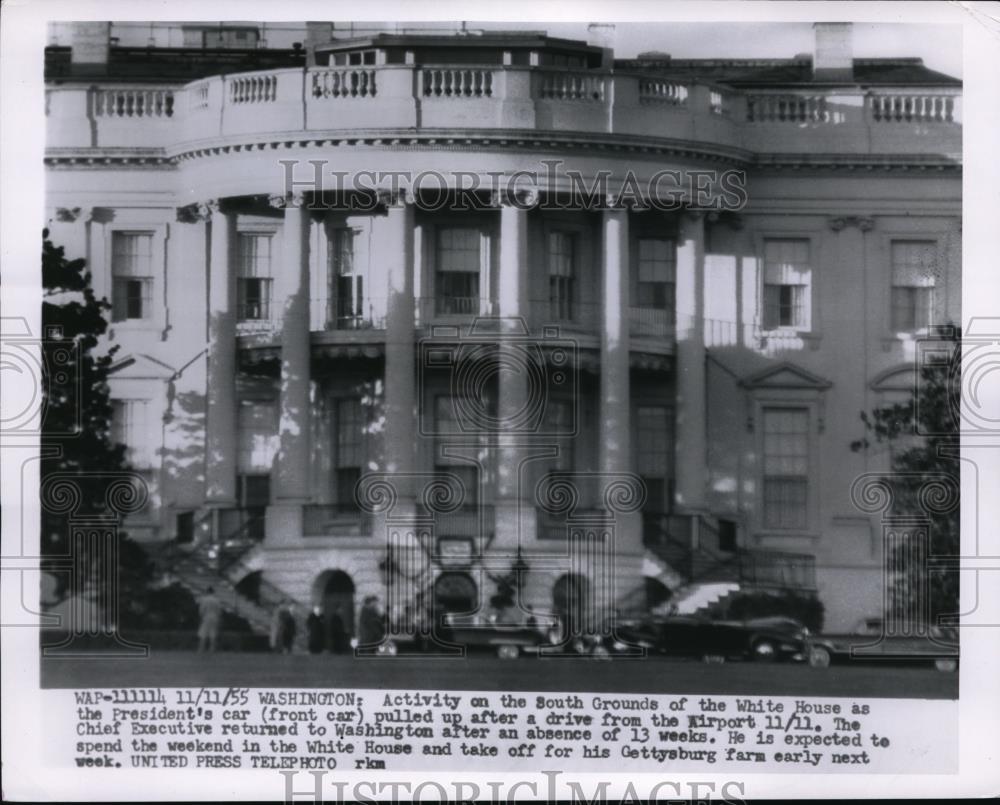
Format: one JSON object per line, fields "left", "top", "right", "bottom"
{"left": 377, "top": 188, "right": 415, "bottom": 208}
{"left": 176, "top": 199, "right": 221, "bottom": 223}
{"left": 490, "top": 188, "right": 539, "bottom": 209}
{"left": 268, "top": 192, "right": 308, "bottom": 209}
{"left": 54, "top": 206, "right": 84, "bottom": 222}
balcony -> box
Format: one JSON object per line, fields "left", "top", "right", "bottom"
{"left": 302, "top": 503, "right": 370, "bottom": 537}
{"left": 45, "top": 65, "right": 962, "bottom": 161}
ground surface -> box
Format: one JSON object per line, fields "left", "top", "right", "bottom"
{"left": 41, "top": 650, "right": 957, "bottom": 699}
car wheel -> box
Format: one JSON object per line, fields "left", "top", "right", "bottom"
{"left": 752, "top": 640, "right": 777, "bottom": 662}
{"left": 934, "top": 658, "right": 958, "bottom": 673}
{"left": 497, "top": 644, "right": 520, "bottom": 660}
{"left": 808, "top": 646, "right": 832, "bottom": 668}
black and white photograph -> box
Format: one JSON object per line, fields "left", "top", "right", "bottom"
{"left": 2, "top": 1, "right": 999, "bottom": 801}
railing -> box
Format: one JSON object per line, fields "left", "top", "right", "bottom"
{"left": 739, "top": 550, "right": 816, "bottom": 591}
{"left": 638, "top": 79, "right": 688, "bottom": 106}
{"left": 302, "top": 504, "right": 370, "bottom": 537}
{"left": 533, "top": 299, "right": 601, "bottom": 331}
{"left": 421, "top": 68, "right": 494, "bottom": 98}
{"left": 312, "top": 68, "right": 377, "bottom": 99}
{"left": 189, "top": 83, "right": 210, "bottom": 110}
{"left": 538, "top": 509, "right": 609, "bottom": 541}
{"left": 703, "top": 318, "right": 813, "bottom": 355}
{"left": 536, "top": 70, "right": 606, "bottom": 102}
{"left": 311, "top": 296, "right": 386, "bottom": 331}
{"left": 417, "top": 504, "right": 495, "bottom": 540}
{"left": 747, "top": 93, "right": 828, "bottom": 123}
{"left": 95, "top": 88, "right": 174, "bottom": 118}
{"left": 870, "top": 93, "right": 954, "bottom": 123}
{"left": 629, "top": 306, "right": 675, "bottom": 338}
{"left": 423, "top": 295, "right": 496, "bottom": 317}
{"left": 229, "top": 73, "right": 277, "bottom": 104}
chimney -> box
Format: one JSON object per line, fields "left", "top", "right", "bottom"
{"left": 587, "top": 23, "right": 616, "bottom": 68}
{"left": 69, "top": 22, "right": 111, "bottom": 71}
{"left": 813, "top": 22, "right": 853, "bottom": 81}
{"left": 304, "top": 22, "right": 334, "bottom": 67}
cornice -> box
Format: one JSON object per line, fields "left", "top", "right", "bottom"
{"left": 43, "top": 134, "right": 962, "bottom": 174}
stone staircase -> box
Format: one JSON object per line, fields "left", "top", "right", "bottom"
{"left": 153, "top": 511, "right": 309, "bottom": 650}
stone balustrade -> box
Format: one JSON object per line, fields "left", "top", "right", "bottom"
{"left": 45, "top": 65, "right": 962, "bottom": 158}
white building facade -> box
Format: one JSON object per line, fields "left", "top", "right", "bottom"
{"left": 44, "top": 22, "right": 961, "bottom": 635}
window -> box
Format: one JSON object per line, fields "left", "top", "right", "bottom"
{"left": 635, "top": 239, "right": 676, "bottom": 309}
{"left": 762, "top": 408, "right": 810, "bottom": 530}
{"left": 434, "top": 395, "right": 483, "bottom": 505}
{"left": 436, "top": 228, "right": 481, "bottom": 315}
{"left": 333, "top": 50, "right": 376, "bottom": 66}
{"left": 111, "top": 232, "right": 154, "bottom": 322}
{"left": 237, "top": 233, "right": 274, "bottom": 321}
{"left": 335, "top": 398, "right": 365, "bottom": 508}
{"left": 237, "top": 400, "right": 277, "bottom": 473}
{"left": 891, "top": 240, "right": 938, "bottom": 332}
{"left": 111, "top": 399, "right": 150, "bottom": 468}
{"left": 762, "top": 239, "right": 811, "bottom": 330}
{"left": 548, "top": 232, "right": 576, "bottom": 321}
{"left": 543, "top": 400, "right": 575, "bottom": 473}
{"left": 330, "top": 228, "right": 364, "bottom": 328}
{"left": 235, "top": 475, "right": 268, "bottom": 540}
{"left": 636, "top": 406, "right": 671, "bottom": 513}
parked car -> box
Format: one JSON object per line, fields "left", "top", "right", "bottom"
{"left": 807, "top": 618, "right": 959, "bottom": 671}
{"left": 439, "top": 613, "right": 553, "bottom": 658}
{"left": 609, "top": 613, "right": 810, "bottom": 663}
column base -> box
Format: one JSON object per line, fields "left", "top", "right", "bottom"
{"left": 265, "top": 503, "right": 304, "bottom": 546}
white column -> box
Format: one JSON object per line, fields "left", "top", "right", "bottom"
{"left": 674, "top": 210, "right": 707, "bottom": 513}
{"left": 600, "top": 207, "right": 631, "bottom": 477}
{"left": 383, "top": 195, "right": 416, "bottom": 506}
{"left": 496, "top": 199, "right": 530, "bottom": 502}
{"left": 274, "top": 196, "right": 311, "bottom": 502}
{"left": 204, "top": 201, "right": 237, "bottom": 505}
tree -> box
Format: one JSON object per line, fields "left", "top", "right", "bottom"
{"left": 851, "top": 328, "right": 960, "bottom": 625}
{"left": 40, "top": 230, "right": 152, "bottom": 619}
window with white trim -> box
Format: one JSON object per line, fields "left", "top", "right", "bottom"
{"left": 635, "top": 238, "right": 676, "bottom": 309}
{"left": 636, "top": 405, "right": 671, "bottom": 513}
{"left": 111, "top": 232, "right": 154, "bottom": 322}
{"left": 330, "top": 228, "right": 364, "bottom": 328}
{"left": 110, "top": 399, "right": 151, "bottom": 468}
{"left": 237, "top": 400, "right": 277, "bottom": 473}
{"left": 891, "top": 240, "right": 938, "bottom": 332}
{"left": 433, "top": 395, "right": 480, "bottom": 505}
{"left": 762, "top": 407, "right": 810, "bottom": 529}
{"left": 548, "top": 232, "right": 576, "bottom": 321}
{"left": 762, "top": 239, "right": 811, "bottom": 331}
{"left": 436, "top": 228, "right": 481, "bottom": 315}
{"left": 236, "top": 233, "right": 274, "bottom": 322}
{"left": 335, "top": 398, "right": 365, "bottom": 508}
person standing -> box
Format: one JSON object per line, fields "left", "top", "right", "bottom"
{"left": 328, "top": 605, "right": 348, "bottom": 654}
{"left": 358, "top": 595, "right": 384, "bottom": 647}
{"left": 306, "top": 605, "right": 326, "bottom": 654}
{"left": 197, "top": 586, "right": 223, "bottom": 652}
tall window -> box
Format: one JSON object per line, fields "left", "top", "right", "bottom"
{"left": 436, "top": 228, "right": 481, "bottom": 315}
{"left": 635, "top": 239, "right": 676, "bottom": 309}
{"left": 111, "top": 399, "right": 150, "bottom": 468}
{"left": 636, "top": 406, "right": 671, "bottom": 513}
{"left": 335, "top": 398, "right": 364, "bottom": 508}
{"left": 236, "top": 233, "right": 273, "bottom": 321}
{"left": 762, "top": 239, "right": 811, "bottom": 330}
{"left": 548, "top": 232, "right": 576, "bottom": 321}
{"left": 434, "top": 395, "right": 479, "bottom": 506}
{"left": 891, "top": 240, "right": 938, "bottom": 332}
{"left": 330, "top": 228, "right": 364, "bottom": 329}
{"left": 762, "top": 408, "right": 810, "bottom": 530}
{"left": 111, "top": 232, "right": 154, "bottom": 322}
{"left": 543, "top": 400, "right": 575, "bottom": 473}
{"left": 237, "top": 400, "right": 278, "bottom": 473}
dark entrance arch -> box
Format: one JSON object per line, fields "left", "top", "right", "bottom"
{"left": 313, "top": 570, "right": 355, "bottom": 651}
{"left": 553, "top": 573, "right": 591, "bottom": 638}
{"left": 433, "top": 572, "right": 478, "bottom": 614}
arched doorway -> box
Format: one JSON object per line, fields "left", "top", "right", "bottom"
{"left": 433, "top": 572, "right": 478, "bottom": 615}
{"left": 312, "top": 570, "right": 355, "bottom": 651}
{"left": 553, "top": 573, "right": 591, "bottom": 638}
{"left": 645, "top": 577, "right": 672, "bottom": 610}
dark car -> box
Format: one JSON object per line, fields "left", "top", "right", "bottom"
{"left": 807, "top": 618, "right": 959, "bottom": 672}
{"left": 610, "top": 613, "right": 810, "bottom": 663}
